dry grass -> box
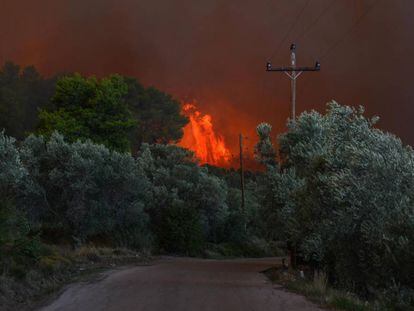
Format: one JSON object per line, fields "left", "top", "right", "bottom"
{"left": 0, "top": 245, "right": 150, "bottom": 311}
{"left": 264, "top": 266, "right": 372, "bottom": 311}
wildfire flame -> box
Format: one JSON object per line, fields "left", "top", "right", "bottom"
{"left": 178, "top": 102, "right": 232, "bottom": 166}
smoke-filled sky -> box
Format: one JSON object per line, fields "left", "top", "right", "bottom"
{"left": 1, "top": 0, "right": 413, "bottom": 156}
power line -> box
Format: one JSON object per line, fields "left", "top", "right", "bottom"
{"left": 294, "top": 1, "right": 337, "bottom": 46}
{"left": 319, "top": 0, "right": 382, "bottom": 61}
{"left": 268, "top": 0, "right": 311, "bottom": 61}
{"left": 298, "top": 0, "right": 382, "bottom": 101}
{"left": 265, "top": 1, "right": 336, "bottom": 117}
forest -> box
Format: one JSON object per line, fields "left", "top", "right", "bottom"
{"left": 1, "top": 62, "right": 414, "bottom": 310}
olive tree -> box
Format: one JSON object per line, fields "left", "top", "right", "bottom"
{"left": 257, "top": 102, "right": 414, "bottom": 301}
{"left": 19, "top": 133, "right": 152, "bottom": 248}
{"left": 137, "top": 144, "right": 228, "bottom": 254}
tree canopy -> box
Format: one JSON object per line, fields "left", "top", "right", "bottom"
{"left": 124, "top": 77, "right": 188, "bottom": 153}
{"left": 256, "top": 101, "right": 414, "bottom": 302}
{"left": 37, "top": 74, "right": 136, "bottom": 152}
{"left": 35, "top": 72, "right": 187, "bottom": 153}
{"left": 0, "top": 62, "right": 55, "bottom": 140}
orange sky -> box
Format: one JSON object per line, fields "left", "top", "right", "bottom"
{"left": 1, "top": 0, "right": 413, "bottom": 161}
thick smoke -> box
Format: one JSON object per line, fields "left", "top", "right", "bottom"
{"left": 1, "top": 0, "right": 414, "bottom": 155}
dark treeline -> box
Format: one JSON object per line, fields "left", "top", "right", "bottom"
{"left": 0, "top": 62, "right": 188, "bottom": 152}
{"left": 0, "top": 62, "right": 55, "bottom": 140}
{"left": 1, "top": 62, "right": 414, "bottom": 309}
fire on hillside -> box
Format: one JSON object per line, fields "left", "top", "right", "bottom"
{"left": 178, "top": 102, "right": 232, "bottom": 167}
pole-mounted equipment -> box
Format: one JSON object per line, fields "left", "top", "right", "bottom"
{"left": 266, "top": 44, "right": 320, "bottom": 121}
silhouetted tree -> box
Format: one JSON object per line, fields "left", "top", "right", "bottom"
{"left": 0, "top": 62, "right": 55, "bottom": 140}
{"left": 124, "top": 77, "right": 188, "bottom": 154}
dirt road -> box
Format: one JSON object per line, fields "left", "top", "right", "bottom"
{"left": 40, "top": 257, "right": 320, "bottom": 311}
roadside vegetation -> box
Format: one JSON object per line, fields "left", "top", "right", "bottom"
{"left": 1, "top": 62, "right": 413, "bottom": 310}
{"left": 256, "top": 103, "right": 414, "bottom": 310}
{"left": 0, "top": 244, "right": 149, "bottom": 311}
{"left": 265, "top": 266, "right": 371, "bottom": 311}
{"left": 0, "top": 62, "right": 275, "bottom": 309}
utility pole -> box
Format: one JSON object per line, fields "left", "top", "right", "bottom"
{"left": 239, "top": 133, "right": 246, "bottom": 228}
{"left": 266, "top": 43, "right": 320, "bottom": 121}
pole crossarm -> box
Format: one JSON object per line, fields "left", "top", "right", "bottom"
{"left": 266, "top": 65, "right": 320, "bottom": 72}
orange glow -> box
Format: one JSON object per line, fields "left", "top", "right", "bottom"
{"left": 178, "top": 102, "right": 232, "bottom": 166}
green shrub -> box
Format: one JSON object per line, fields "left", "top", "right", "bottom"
{"left": 0, "top": 199, "right": 43, "bottom": 277}
{"left": 159, "top": 204, "right": 204, "bottom": 256}
{"left": 37, "top": 74, "right": 136, "bottom": 152}
{"left": 18, "top": 133, "right": 153, "bottom": 248}
{"left": 0, "top": 130, "right": 27, "bottom": 196}
{"left": 0, "top": 132, "right": 42, "bottom": 276}
{"left": 138, "top": 144, "right": 228, "bottom": 253}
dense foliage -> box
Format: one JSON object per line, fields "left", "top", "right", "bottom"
{"left": 0, "top": 131, "right": 41, "bottom": 277}
{"left": 0, "top": 63, "right": 263, "bottom": 260}
{"left": 137, "top": 144, "right": 228, "bottom": 254}
{"left": 124, "top": 77, "right": 188, "bottom": 153}
{"left": 0, "top": 62, "right": 187, "bottom": 153}
{"left": 37, "top": 74, "right": 136, "bottom": 152}
{"left": 0, "top": 131, "right": 266, "bottom": 258}
{"left": 2, "top": 61, "right": 412, "bottom": 308}
{"left": 254, "top": 122, "right": 276, "bottom": 166}
{"left": 0, "top": 62, "right": 54, "bottom": 140}
{"left": 256, "top": 101, "right": 414, "bottom": 306}
{"left": 19, "top": 133, "right": 152, "bottom": 248}
{"left": 36, "top": 72, "right": 188, "bottom": 153}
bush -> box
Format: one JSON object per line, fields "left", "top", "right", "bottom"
{"left": 0, "top": 200, "right": 42, "bottom": 277}
{"left": 0, "top": 130, "right": 27, "bottom": 197}
{"left": 2, "top": 129, "right": 261, "bottom": 257}
{"left": 0, "top": 131, "right": 42, "bottom": 276}
{"left": 138, "top": 144, "right": 229, "bottom": 253}
{"left": 159, "top": 204, "right": 204, "bottom": 256}
{"left": 18, "top": 133, "right": 152, "bottom": 248}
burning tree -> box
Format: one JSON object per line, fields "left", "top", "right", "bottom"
{"left": 178, "top": 102, "right": 231, "bottom": 167}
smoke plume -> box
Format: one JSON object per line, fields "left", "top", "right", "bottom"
{"left": 1, "top": 0, "right": 413, "bottom": 161}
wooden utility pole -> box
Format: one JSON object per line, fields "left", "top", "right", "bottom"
{"left": 239, "top": 134, "right": 245, "bottom": 217}
{"left": 266, "top": 43, "right": 320, "bottom": 121}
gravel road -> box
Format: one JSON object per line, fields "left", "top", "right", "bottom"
{"left": 40, "top": 257, "right": 320, "bottom": 311}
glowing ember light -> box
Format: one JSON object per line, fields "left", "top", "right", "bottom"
{"left": 178, "top": 102, "right": 232, "bottom": 166}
